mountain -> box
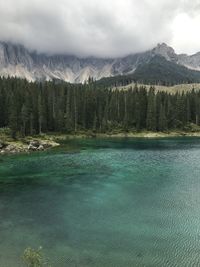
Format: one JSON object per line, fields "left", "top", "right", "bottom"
{"left": 1, "top": 41, "right": 200, "bottom": 83}
{"left": 96, "top": 56, "right": 200, "bottom": 87}
{"left": 133, "top": 55, "right": 200, "bottom": 84}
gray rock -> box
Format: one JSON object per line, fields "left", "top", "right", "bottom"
{"left": 5, "top": 145, "right": 17, "bottom": 153}
{"left": 28, "top": 144, "right": 38, "bottom": 151}
{"left": 28, "top": 141, "right": 39, "bottom": 151}
{"left": 41, "top": 142, "right": 51, "bottom": 149}
{"left": 28, "top": 140, "right": 49, "bottom": 151}
{"left": 29, "top": 140, "right": 40, "bottom": 147}
{"left": 1, "top": 41, "right": 200, "bottom": 83}
{"left": 37, "top": 145, "right": 44, "bottom": 151}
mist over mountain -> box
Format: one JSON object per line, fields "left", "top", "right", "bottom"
{"left": 1, "top": 41, "right": 200, "bottom": 84}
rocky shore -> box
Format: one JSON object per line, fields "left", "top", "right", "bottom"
{"left": 1, "top": 130, "right": 200, "bottom": 155}
{"left": 0, "top": 138, "right": 60, "bottom": 154}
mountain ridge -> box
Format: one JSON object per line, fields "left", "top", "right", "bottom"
{"left": 1, "top": 41, "right": 200, "bottom": 83}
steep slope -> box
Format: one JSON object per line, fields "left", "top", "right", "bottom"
{"left": 178, "top": 52, "right": 200, "bottom": 71}
{"left": 133, "top": 56, "right": 200, "bottom": 84}
{"left": 97, "top": 56, "right": 200, "bottom": 86}
{"left": 0, "top": 42, "right": 114, "bottom": 83}
{"left": 1, "top": 41, "right": 200, "bottom": 83}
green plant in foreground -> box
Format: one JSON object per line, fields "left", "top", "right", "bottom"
{"left": 22, "top": 247, "right": 52, "bottom": 267}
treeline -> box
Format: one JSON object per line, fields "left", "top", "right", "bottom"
{"left": 0, "top": 77, "right": 200, "bottom": 137}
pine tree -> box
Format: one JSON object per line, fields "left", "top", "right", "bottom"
{"left": 146, "top": 88, "right": 156, "bottom": 131}
{"left": 158, "top": 104, "right": 167, "bottom": 131}
{"left": 21, "top": 103, "right": 29, "bottom": 136}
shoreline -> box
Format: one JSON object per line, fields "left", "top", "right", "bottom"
{"left": 0, "top": 136, "right": 60, "bottom": 155}
{"left": 93, "top": 132, "right": 200, "bottom": 138}
{"left": 57, "top": 131, "right": 200, "bottom": 139}
{"left": 1, "top": 131, "right": 200, "bottom": 155}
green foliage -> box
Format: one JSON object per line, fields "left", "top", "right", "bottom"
{"left": 1, "top": 77, "right": 200, "bottom": 135}
{"left": 146, "top": 88, "right": 156, "bottom": 131}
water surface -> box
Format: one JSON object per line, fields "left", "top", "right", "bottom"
{"left": 1, "top": 138, "right": 200, "bottom": 266}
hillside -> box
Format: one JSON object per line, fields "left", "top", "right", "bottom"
{"left": 1, "top": 42, "right": 200, "bottom": 84}
{"left": 97, "top": 56, "right": 200, "bottom": 87}
{"left": 133, "top": 56, "right": 200, "bottom": 85}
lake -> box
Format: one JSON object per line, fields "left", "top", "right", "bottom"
{"left": 1, "top": 138, "right": 200, "bottom": 266}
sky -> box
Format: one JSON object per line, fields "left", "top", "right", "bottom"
{"left": 0, "top": 0, "right": 200, "bottom": 58}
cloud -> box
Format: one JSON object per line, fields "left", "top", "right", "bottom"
{"left": 171, "top": 13, "right": 200, "bottom": 55}
{"left": 0, "top": 0, "right": 199, "bottom": 57}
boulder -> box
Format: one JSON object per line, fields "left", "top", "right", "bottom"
{"left": 27, "top": 139, "right": 59, "bottom": 152}
{"left": 37, "top": 145, "right": 44, "bottom": 151}
{"left": 28, "top": 140, "right": 41, "bottom": 151}
{"left": 29, "top": 140, "right": 40, "bottom": 147}
{"left": 41, "top": 142, "right": 51, "bottom": 149}
{"left": 5, "top": 145, "right": 18, "bottom": 153}
{"left": 28, "top": 144, "right": 38, "bottom": 151}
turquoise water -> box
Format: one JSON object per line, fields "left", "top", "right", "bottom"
{"left": 1, "top": 138, "right": 200, "bottom": 266}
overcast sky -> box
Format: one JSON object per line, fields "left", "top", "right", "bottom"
{"left": 0, "top": 0, "right": 200, "bottom": 57}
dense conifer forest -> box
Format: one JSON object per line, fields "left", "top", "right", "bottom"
{"left": 0, "top": 77, "right": 200, "bottom": 138}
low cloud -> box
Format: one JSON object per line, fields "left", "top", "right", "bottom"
{"left": 0, "top": 0, "right": 199, "bottom": 57}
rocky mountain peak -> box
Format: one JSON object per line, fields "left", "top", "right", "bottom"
{"left": 0, "top": 41, "right": 200, "bottom": 83}
{"left": 152, "top": 43, "right": 178, "bottom": 62}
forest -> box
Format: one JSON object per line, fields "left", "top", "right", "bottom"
{"left": 0, "top": 77, "right": 200, "bottom": 138}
